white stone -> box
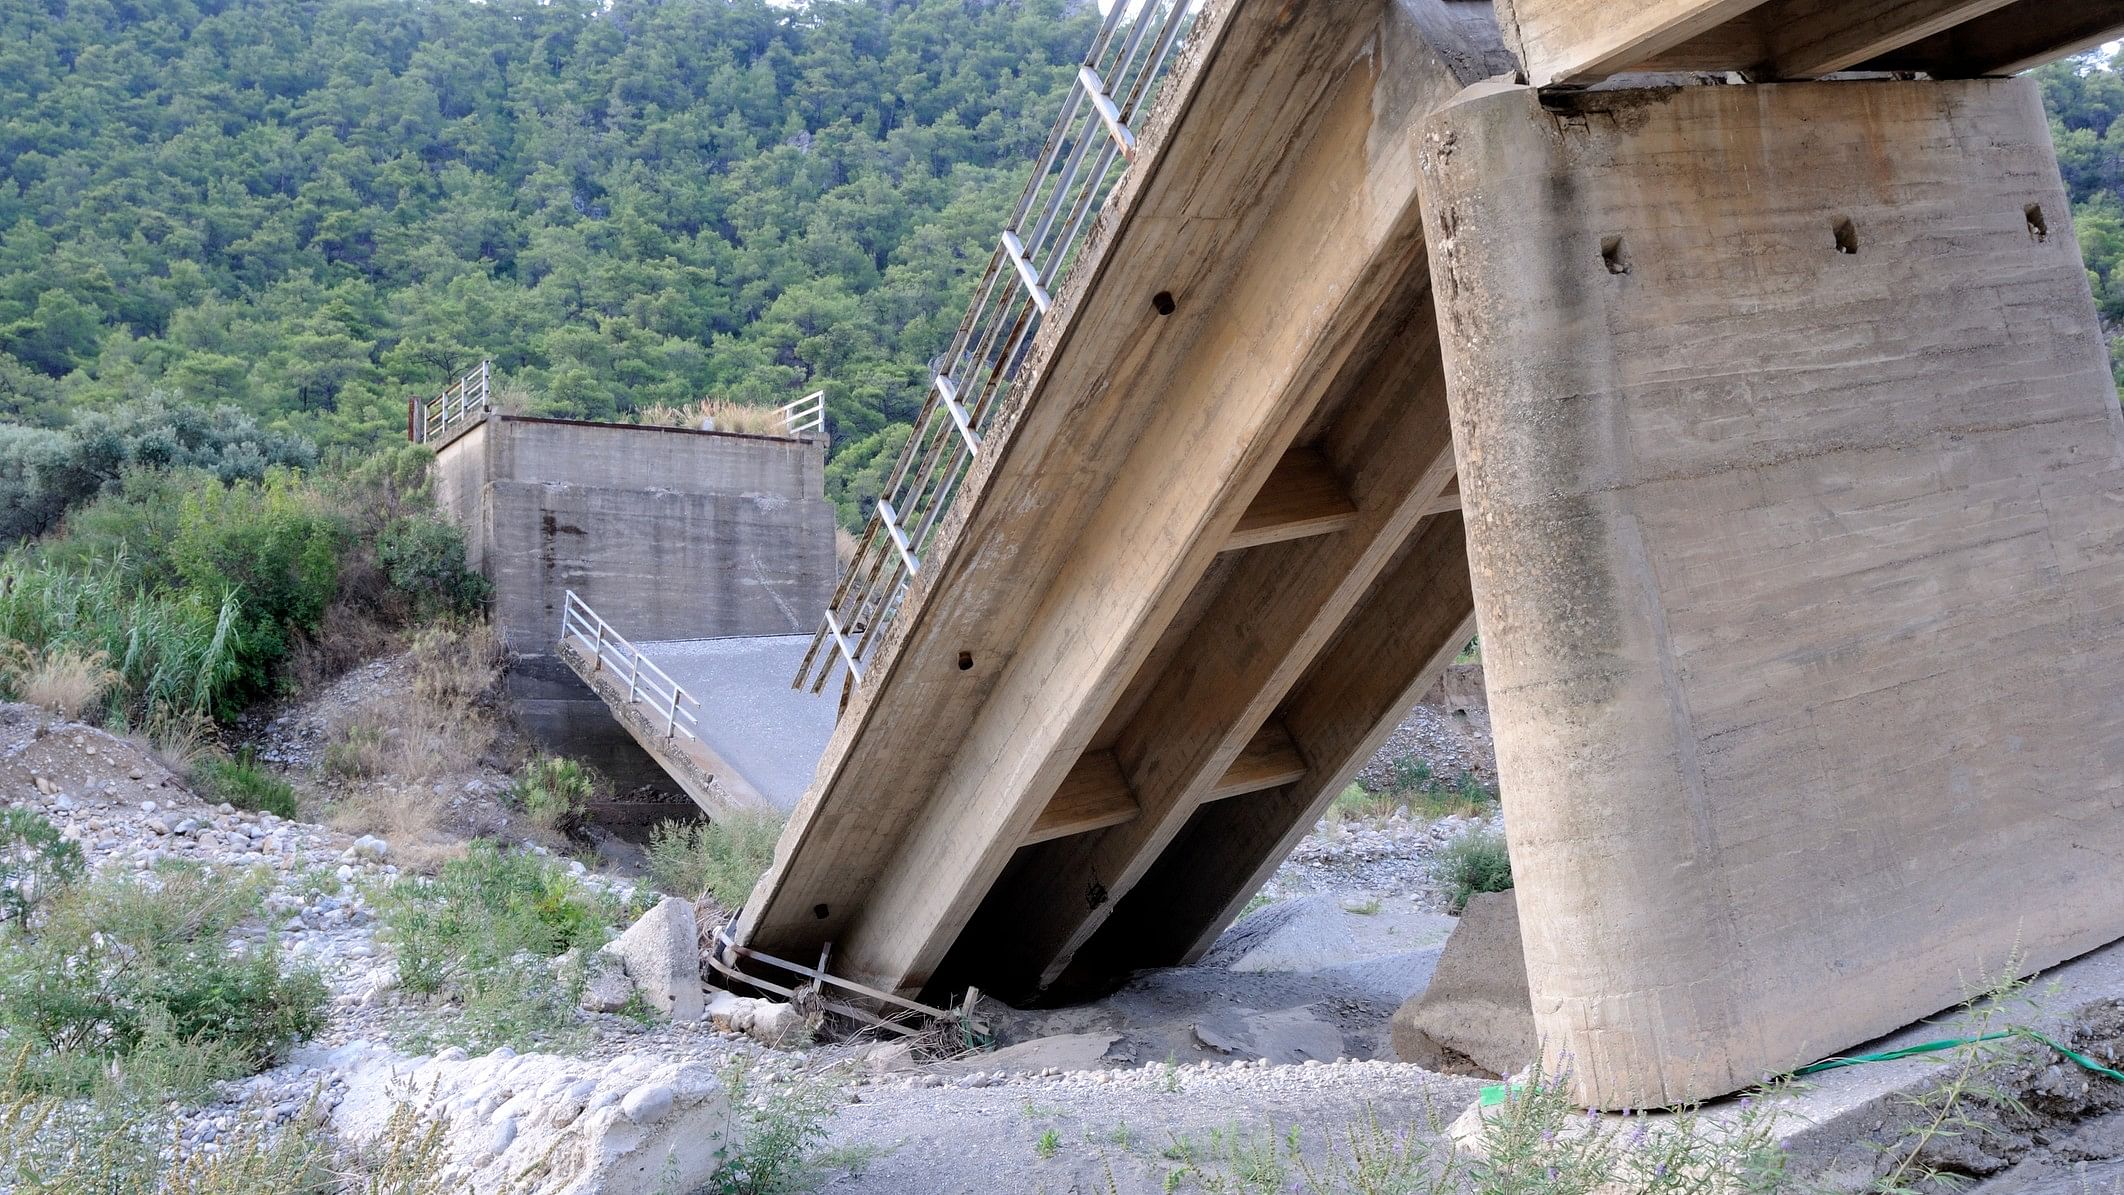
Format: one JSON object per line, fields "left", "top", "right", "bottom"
{"left": 619, "top": 1083, "right": 674, "bottom": 1125}
{"left": 601, "top": 897, "right": 704, "bottom": 1022}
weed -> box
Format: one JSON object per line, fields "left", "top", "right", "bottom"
{"left": 511, "top": 755, "right": 601, "bottom": 835}
{"left": 0, "top": 862, "right": 325, "bottom": 1100}
{"left": 1331, "top": 783, "right": 1398, "bottom": 823}
{"left": 372, "top": 841, "right": 630, "bottom": 1051}
{"left": 2, "top": 642, "right": 120, "bottom": 720}
{"left": 1433, "top": 827, "right": 1513, "bottom": 913}
{"left": 0, "top": 808, "right": 82, "bottom": 924}
{"left": 1159, "top": 1058, "right": 1181, "bottom": 1094}
{"left": 1037, "top": 1127, "right": 1062, "bottom": 1159}
{"left": 191, "top": 747, "right": 299, "bottom": 817}
{"left": 644, "top": 812, "right": 785, "bottom": 907}
{"left": 634, "top": 398, "right": 792, "bottom": 437}
{"left": 1347, "top": 897, "right": 1383, "bottom": 916}
{"left": 701, "top": 1057, "right": 841, "bottom": 1194}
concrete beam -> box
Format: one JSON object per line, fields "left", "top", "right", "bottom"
{"left": 1856, "top": 1, "right": 2124, "bottom": 76}
{"left": 1226, "top": 448, "right": 1359, "bottom": 552}
{"left": 1021, "top": 720, "right": 1307, "bottom": 848}
{"left": 1052, "top": 512, "right": 1477, "bottom": 992}
{"left": 1497, "top": 0, "right": 2120, "bottom": 84}
{"left": 1416, "top": 76, "right": 2124, "bottom": 1108}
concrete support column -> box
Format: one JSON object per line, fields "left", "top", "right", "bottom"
{"left": 1417, "top": 77, "right": 2124, "bottom": 1108}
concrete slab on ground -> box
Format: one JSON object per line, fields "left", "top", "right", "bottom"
{"left": 636, "top": 635, "right": 836, "bottom": 812}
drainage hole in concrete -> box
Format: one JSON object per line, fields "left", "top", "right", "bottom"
{"left": 1600, "top": 235, "right": 1630, "bottom": 275}
{"left": 1833, "top": 217, "right": 1859, "bottom": 255}
{"left": 2027, "top": 203, "right": 2049, "bottom": 242}
{"left": 957, "top": 651, "right": 974, "bottom": 671}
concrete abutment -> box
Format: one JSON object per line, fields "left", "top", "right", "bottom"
{"left": 1416, "top": 75, "right": 2124, "bottom": 1109}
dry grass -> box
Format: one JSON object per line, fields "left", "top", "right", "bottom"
{"left": 834, "top": 526, "right": 859, "bottom": 569}
{"left": 320, "top": 622, "right": 507, "bottom": 870}
{"left": 2, "top": 643, "right": 121, "bottom": 720}
{"left": 633, "top": 398, "right": 790, "bottom": 437}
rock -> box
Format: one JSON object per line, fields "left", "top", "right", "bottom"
{"left": 351, "top": 835, "right": 389, "bottom": 861}
{"left": 1188, "top": 1007, "right": 1343, "bottom": 1065}
{"left": 1390, "top": 889, "right": 1535, "bottom": 1078}
{"left": 704, "top": 990, "right": 751, "bottom": 1032}
{"left": 601, "top": 897, "right": 704, "bottom": 1022}
{"left": 935, "top": 1032, "right": 1122, "bottom": 1076}
{"left": 579, "top": 952, "right": 637, "bottom": 1014}
{"left": 619, "top": 1083, "right": 674, "bottom": 1125}
{"left": 747, "top": 1000, "right": 803, "bottom": 1047}
{"left": 32, "top": 775, "right": 55, "bottom": 795}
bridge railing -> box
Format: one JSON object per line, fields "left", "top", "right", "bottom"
{"left": 413, "top": 360, "right": 491, "bottom": 444}
{"left": 779, "top": 389, "right": 826, "bottom": 437}
{"left": 793, "top": 0, "right": 1192, "bottom": 694}
{"left": 560, "top": 590, "right": 702, "bottom": 742}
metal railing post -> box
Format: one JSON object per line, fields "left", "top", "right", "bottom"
{"left": 628, "top": 649, "right": 642, "bottom": 703}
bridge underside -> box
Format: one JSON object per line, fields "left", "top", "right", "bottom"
{"left": 736, "top": 0, "right": 1509, "bottom": 1006}
{"left": 735, "top": 0, "right": 2124, "bottom": 1110}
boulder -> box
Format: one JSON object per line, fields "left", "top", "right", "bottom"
{"left": 578, "top": 951, "right": 637, "bottom": 1014}
{"left": 601, "top": 897, "right": 704, "bottom": 1021}
{"left": 327, "top": 1044, "right": 734, "bottom": 1195}
{"left": 1390, "top": 889, "right": 1535, "bottom": 1078}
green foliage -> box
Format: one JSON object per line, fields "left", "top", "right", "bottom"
{"left": 0, "top": 469, "right": 342, "bottom": 721}
{"left": 1433, "top": 828, "right": 1514, "bottom": 914}
{"left": 1380, "top": 758, "right": 1499, "bottom": 822}
{"left": 192, "top": 748, "right": 300, "bottom": 818}
{"left": 0, "top": 862, "right": 325, "bottom": 1099}
{"left": 377, "top": 514, "right": 489, "bottom": 617}
{"left": 373, "top": 841, "right": 630, "bottom": 1051}
{"left": 702, "top": 1059, "right": 840, "bottom": 1195}
{"left": 0, "top": 0, "right": 1098, "bottom": 501}
{"left": 2038, "top": 51, "right": 2124, "bottom": 393}
{"left": 644, "top": 812, "right": 785, "bottom": 909}
{"left": 0, "top": 808, "right": 82, "bottom": 925}
{"left": 0, "top": 400, "right": 316, "bottom": 544}
{"left": 510, "top": 756, "right": 602, "bottom": 834}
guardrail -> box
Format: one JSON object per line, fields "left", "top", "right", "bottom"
{"left": 792, "top": 0, "right": 1191, "bottom": 695}
{"left": 560, "top": 590, "right": 701, "bottom": 742}
{"left": 779, "top": 389, "right": 825, "bottom": 436}
{"left": 412, "top": 360, "right": 491, "bottom": 444}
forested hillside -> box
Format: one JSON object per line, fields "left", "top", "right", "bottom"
{"left": 2043, "top": 51, "right": 2124, "bottom": 369}
{"left": 0, "top": 0, "right": 1094, "bottom": 524}
{"left": 1, "top": 5, "right": 2119, "bottom": 538}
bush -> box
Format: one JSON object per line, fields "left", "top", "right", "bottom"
{"left": 0, "top": 808, "right": 82, "bottom": 925}
{"left": 0, "top": 398, "right": 316, "bottom": 545}
{"left": 703, "top": 1058, "right": 839, "bottom": 1195}
{"left": 645, "top": 812, "right": 784, "bottom": 910}
{"left": 0, "top": 862, "right": 326, "bottom": 1097}
{"left": 1433, "top": 827, "right": 1514, "bottom": 914}
{"left": 376, "top": 515, "right": 489, "bottom": 617}
{"left": 192, "top": 749, "right": 300, "bottom": 818}
{"left": 510, "top": 756, "right": 601, "bottom": 834}
{"left": 0, "top": 642, "right": 119, "bottom": 719}
{"left": 374, "top": 841, "right": 633, "bottom": 1050}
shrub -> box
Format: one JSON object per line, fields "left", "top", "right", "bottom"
{"left": 0, "top": 863, "right": 326, "bottom": 1097}
{"left": 0, "top": 398, "right": 316, "bottom": 545}
{"left": 645, "top": 812, "right": 785, "bottom": 909}
{"left": 373, "top": 841, "right": 633, "bottom": 1050}
{"left": 510, "top": 756, "right": 601, "bottom": 834}
{"left": 192, "top": 749, "right": 300, "bottom": 818}
{"left": 634, "top": 398, "right": 790, "bottom": 437}
{"left": 703, "top": 1059, "right": 840, "bottom": 1195}
{"left": 1434, "top": 827, "right": 1514, "bottom": 914}
{"left": 376, "top": 515, "right": 489, "bottom": 617}
{"left": 0, "top": 808, "right": 82, "bottom": 925}
{"left": 0, "top": 642, "right": 119, "bottom": 719}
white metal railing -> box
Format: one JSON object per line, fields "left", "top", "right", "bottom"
{"left": 779, "top": 390, "right": 825, "bottom": 437}
{"left": 560, "top": 590, "right": 701, "bottom": 742}
{"left": 415, "top": 360, "right": 491, "bottom": 443}
{"left": 792, "top": 0, "right": 1192, "bottom": 694}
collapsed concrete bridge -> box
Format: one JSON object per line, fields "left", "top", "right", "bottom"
{"left": 583, "top": 0, "right": 2124, "bottom": 1110}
